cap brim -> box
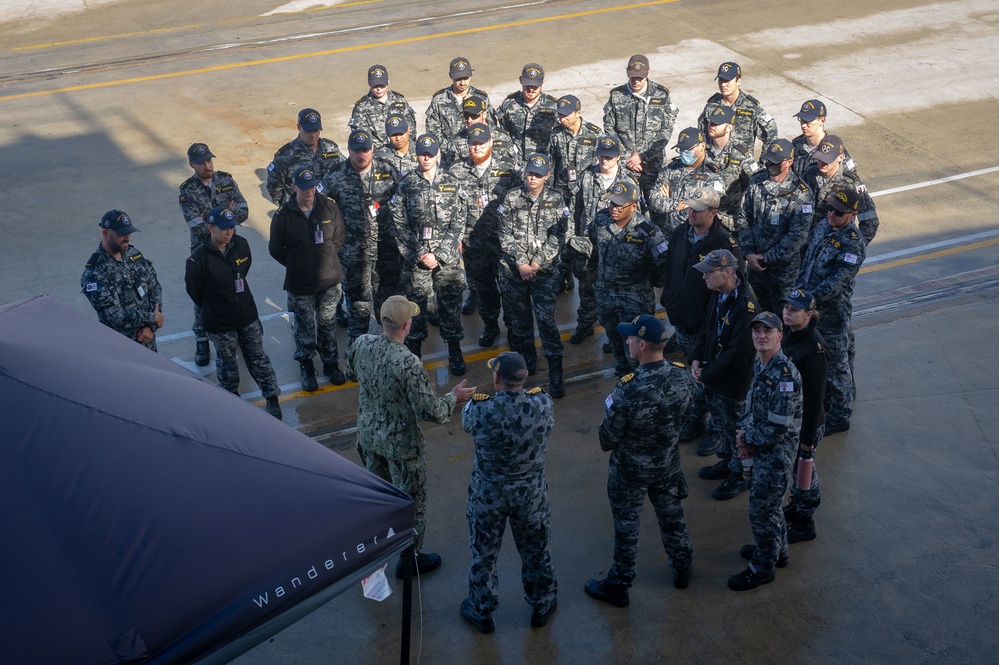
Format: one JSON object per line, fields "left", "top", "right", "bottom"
{"left": 794, "top": 112, "right": 820, "bottom": 121}
{"left": 616, "top": 322, "right": 639, "bottom": 337}
{"left": 693, "top": 261, "right": 713, "bottom": 273}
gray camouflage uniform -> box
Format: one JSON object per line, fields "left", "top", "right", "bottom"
{"left": 345, "top": 333, "right": 459, "bottom": 550}
{"left": 791, "top": 136, "right": 858, "bottom": 180}
{"left": 547, "top": 119, "right": 601, "bottom": 204}
{"left": 803, "top": 166, "right": 880, "bottom": 244}
{"left": 462, "top": 387, "right": 557, "bottom": 618}
{"left": 599, "top": 360, "right": 696, "bottom": 586}
{"left": 349, "top": 90, "right": 418, "bottom": 146}
{"left": 603, "top": 80, "right": 679, "bottom": 196}
{"left": 425, "top": 86, "right": 497, "bottom": 143}
{"left": 266, "top": 137, "right": 344, "bottom": 207}
{"left": 497, "top": 91, "right": 560, "bottom": 158}
{"left": 81, "top": 244, "right": 162, "bottom": 351}
{"left": 647, "top": 158, "right": 725, "bottom": 233}
{"left": 705, "top": 140, "right": 759, "bottom": 222}
{"left": 375, "top": 143, "right": 418, "bottom": 178}
{"left": 698, "top": 91, "right": 778, "bottom": 152}
{"left": 442, "top": 124, "right": 520, "bottom": 171}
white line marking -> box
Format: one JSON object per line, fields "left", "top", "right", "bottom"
{"left": 869, "top": 166, "right": 999, "bottom": 198}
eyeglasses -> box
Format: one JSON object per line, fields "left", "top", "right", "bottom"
{"left": 609, "top": 201, "right": 634, "bottom": 209}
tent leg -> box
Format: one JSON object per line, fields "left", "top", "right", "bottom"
{"left": 400, "top": 545, "right": 414, "bottom": 665}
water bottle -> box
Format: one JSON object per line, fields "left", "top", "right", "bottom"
{"left": 741, "top": 456, "right": 754, "bottom": 482}
{"left": 795, "top": 450, "right": 814, "bottom": 490}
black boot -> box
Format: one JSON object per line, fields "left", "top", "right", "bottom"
{"left": 548, "top": 356, "right": 565, "bottom": 398}
{"left": 448, "top": 341, "right": 466, "bottom": 376}
{"left": 300, "top": 359, "right": 319, "bottom": 392}
{"left": 461, "top": 289, "right": 478, "bottom": 316}
{"left": 478, "top": 320, "right": 500, "bottom": 347}
{"left": 522, "top": 347, "right": 538, "bottom": 375}
{"left": 195, "top": 338, "right": 210, "bottom": 367}
{"left": 406, "top": 339, "right": 422, "bottom": 359}
{"left": 336, "top": 299, "right": 349, "bottom": 328}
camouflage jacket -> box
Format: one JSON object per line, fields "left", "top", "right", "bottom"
{"left": 497, "top": 91, "right": 560, "bottom": 158}
{"left": 266, "top": 136, "right": 344, "bottom": 207}
{"left": 573, "top": 165, "right": 643, "bottom": 237}
{"left": 425, "top": 85, "right": 497, "bottom": 141}
{"left": 319, "top": 157, "right": 400, "bottom": 260}
{"left": 345, "top": 333, "right": 458, "bottom": 459}
{"left": 498, "top": 185, "right": 568, "bottom": 272}
{"left": 590, "top": 209, "right": 669, "bottom": 294}
{"left": 802, "top": 165, "right": 879, "bottom": 244}
{"left": 349, "top": 89, "right": 418, "bottom": 145}
{"left": 791, "top": 135, "right": 858, "bottom": 179}
{"left": 448, "top": 156, "right": 521, "bottom": 250}
{"left": 441, "top": 124, "right": 520, "bottom": 171}
{"left": 738, "top": 351, "right": 803, "bottom": 464}
{"left": 462, "top": 387, "right": 554, "bottom": 483}
{"left": 375, "top": 143, "right": 418, "bottom": 178}
{"left": 391, "top": 169, "right": 468, "bottom": 269}
{"left": 81, "top": 244, "right": 162, "bottom": 341}
{"left": 698, "top": 90, "right": 778, "bottom": 151}
{"left": 798, "top": 218, "right": 867, "bottom": 319}
{"left": 547, "top": 119, "right": 601, "bottom": 202}
{"left": 705, "top": 139, "right": 759, "bottom": 217}
{"left": 737, "top": 170, "right": 814, "bottom": 269}
{"left": 647, "top": 159, "right": 725, "bottom": 232}
{"left": 178, "top": 171, "right": 249, "bottom": 247}
{"left": 603, "top": 80, "right": 678, "bottom": 174}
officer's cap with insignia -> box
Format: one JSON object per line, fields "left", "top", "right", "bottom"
{"left": 707, "top": 105, "right": 735, "bottom": 126}
{"left": 416, "top": 132, "right": 441, "bottom": 156}
{"left": 825, "top": 186, "right": 860, "bottom": 213}
{"left": 206, "top": 206, "right": 239, "bottom": 229}
{"left": 292, "top": 167, "right": 319, "bottom": 189}
{"left": 683, "top": 186, "right": 720, "bottom": 211}
{"left": 449, "top": 56, "right": 473, "bottom": 80}
{"left": 763, "top": 138, "right": 795, "bottom": 163}
{"left": 626, "top": 54, "right": 650, "bottom": 78}
{"left": 674, "top": 127, "right": 705, "bottom": 150}
{"left": 750, "top": 311, "right": 783, "bottom": 332}
{"left": 461, "top": 96, "right": 487, "bottom": 117}
{"left": 100, "top": 210, "right": 139, "bottom": 235}
{"left": 693, "top": 248, "right": 738, "bottom": 273}
{"left": 467, "top": 123, "right": 491, "bottom": 144}
{"left": 608, "top": 180, "right": 639, "bottom": 205}
{"left": 488, "top": 351, "right": 528, "bottom": 383}
{"left": 385, "top": 114, "right": 409, "bottom": 136}
{"left": 380, "top": 295, "right": 420, "bottom": 327}
{"left": 595, "top": 135, "right": 621, "bottom": 157}
{"left": 617, "top": 314, "right": 668, "bottom": 343}
{"left": 715, "top": 61, "right": 742, "bottom": 81}
{"left": 781, "top": 289, "right": 817, "bottom": 311}
{"left": 298, "top": 108, "right": 323, "bottom": 132}
{"left": 348, "top": 129, "right": 374, "bottom": 151}
{"left": 520, "top": 62, "right": 545, "bottom": 84}
{"left": 187, "top": 142, "right": 215, "bottom": 165}
{"left": 367, "top": 64, "right": 388, "bottom": 87}
{"left": 556, "top": 94, "right": 581, "bottom": 116}
{"left": 524, "top": 153, "right": 550, "bottom": 176}
{"left": 794, "top": 99, "right": 827, "bottom": 122}
{"left": 811, "top": 134, "right": 845, "bottom": 164}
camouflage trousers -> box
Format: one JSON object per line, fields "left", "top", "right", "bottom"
{"left": 596, "top": 286, "right": 655, "bottom": 370}
{"left": 498, "top": 265, "right": 564, "bottom": 359}
{"left": 702, "top": 387, "right": 746, "bottom": 474}
{"left": 341, "top": 256, "right": 377, "bottom": 340}
{"left": 407, "top": 264, "right": 465, "bottom": 344}
{"left": 788, "top": 426, "right": 824, "bottom": 519}
{"left": 190, "top": 227, "right": 209, "bottom": 340}
{"left": 818, "top": 315, "right": 854, "bottom": 427}
{"left": 559, "top": 245, "right": 598, "bottom": 330}
{"left": 466, "top": 474, "right": 557, "bottom": 616}
{"left": 462, "top": 244, "right": 503, "bottom": 327}
{"left": 747, "top": 262, "right": 800, "bottom": 317}
{"left": 287, "top": 285, "right": 342, "bottom": 366}
{"left": 675, "top": 328, "right": 708, "bottom": 426}
{"left": 746, "top": 442, "right": 795, "bottom": 571}
{"left": 606, "top": 452, "right": 693, "bottom": 587}
{"left": 207, "top": 319, "right": 279, "bottom": 398}
{"left": 357, "top": 446, "right": 428, "bottom": 551}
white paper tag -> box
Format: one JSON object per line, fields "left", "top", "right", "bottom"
{"left": 361, "top": 564, "right": 392, "bottom": 602}
{"left": 605, "top": 393, "right": 614, "bottom": 409}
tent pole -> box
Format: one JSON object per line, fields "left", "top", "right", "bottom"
{"left": 400, "top": 545, "right": 414, "bottom": 665}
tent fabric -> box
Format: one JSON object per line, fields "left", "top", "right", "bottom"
{"left": 0, "top": 295, "right": 415, "bottom": 665}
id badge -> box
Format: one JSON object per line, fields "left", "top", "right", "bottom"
{"left": 422, "top": 225, "right": 434, "bottom": 240}
{"left": 235, "top": 276, "right": 245, "bottom": 293}
{"left": 136, "top": 284, "right": 146, "bottom": 299}
{"left": 478, "top": 194, "right": 488, "bottom": 208}
{"left": 568, "top": 168, "right": 577, "bottom": 182}
{"left": 368, "top": 202, "right": 379, "bottom": 218}
{"left": 770, "top": 211, "right": 780, "bottom": 225}
{"left": 314, "top": 226, "right": 324, "bottom": 244}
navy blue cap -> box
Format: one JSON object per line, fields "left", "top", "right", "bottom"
{"left": 298, "top": 108, "right": 322, "bottom": 132}
{"left": 750, "top": 311, "right": 783, "bottom": 331}
{"left": 367, "top": 64, "right": 388, "bottom": 87}
{"left": 617, "top": 314, "right": 668, "bottom": 343}
{"left": 674, "top": 127, "right": 705, "bottom": 150}
{"left": 467, "top": 123, "right": 491, "bottom": 144}
{"left": 100, "top": 210, "right": 139, "bottom": 234}
{"left": 187, "top": 143, "right": 215, "bottom": 164}
{"left": 524, "top": 153, "right": 550, "bottom": 176}
{"left": 595, "top": 135, "right": 620, "bottom": 157}
{"left": 715, "top": 61, "right": 741, "bottom": 80}
{"left": 763, "top": 138, "right": 794, "bottom": 163}
{"left": 707, "top": 105, "right": 735, "bottom": 125}
{"left": 556, "top": 95, "right": 581, "bottom": 116}
{"left": 293, "top": 167, "right": 319, "bottom": 189}
{"left": 348, "top": 129, "right": 374, "bottom": 151}
{"left": 416, "top": 133, "right": 440, "bottom": 156}
{"left": 782, "top": 289, "right": 816, "bottom": 310}
{"left": 206, "top": 206, "right": 239, "bottom": 229}
{"left": 385, "top": 114, "right": 409, "bottom": 136}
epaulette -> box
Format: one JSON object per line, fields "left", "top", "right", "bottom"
{"left": 637, "top": 220, "right": 655, "bottom": 235}
{"left": 526, "top": 386, "right": 545, "bottom": 396}
{"left": 813, "top": 339, "right": 825, "bottom": 355}
{"left": 504, "top": 91, "right": 519, "bottom": 101}
{"left": 216, "top": 170, "right": 232, "bottom": 178}
{"left": 746, "top": 300, "right": 756, "bottom": 312}
{"left": 671, "top": 361, "right": 686, "bottom": 369}
{"left": 128, "top": 251, "right": 144, "bottom": 262}
{"left": 584, "top": 121, "right": 601, "bottom": 133}
{"left": 619, "top": 373, "right": 635, "bottom": 383}
{"left": 745, "top": 93, "right": 760, "bottom": 105}
{"left": 354, "top": 95, "right": 368, "bottom": 105}
{"left": 472, "top": 393, "right": 491, "bottom": 402}
{"left": 731, "top": 140, "right": 752, "bottom": 155}
{"left": 189, "top": 244, "right": 207, "bottom": 261}
{"left": 85, "top": 251, "right": 101, "bottom": 269}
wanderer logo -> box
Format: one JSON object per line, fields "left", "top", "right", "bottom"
{"left": 421, "top": 137, "right": 434, "bottom": 147}
{"left": 769, "top": 144, "right": 781, "bottom": 154}
{"left": 196, "top": 145, "right": 207, "bottom": 155}
{"left": 791, "top": 290, "right": 802, "bottom": 298}
{"left": 389, "top": 117, "right": 401, "bottom": 127}
{"left": 628, "top": 60, "right": 644, "bottom": 70}
{"left": 307, "top": 113, "right": 319, "bottom": 124}
{"left": 119, "top": 214, "right": 130, "bottom": 224}
{"left": 711, "top": 108, "right": 725, "bottom": 117}
{"left": 694, "top": 191, "right": 704, "bottom": 200}
{"left": 802, "top": 102, "right": 815, "bottom": 112}
{"left": 600, "top": 139, "right": 614, "bottom": 149}
{"left": 454, "top": 60, "right": 468, "bottom": 70}
{"left": 532, "top": 156, "right": 545, "bottom": 168}
{"left": 356, "top": 132, "right": 370, "bottom": 144}
{"left": 526, "top": 68, "right": 541, "bottom": 79}
{"left": 612, "top": 184, "right": 626, "bottom": 195}
{"left": 470, "top": 127, "right": 486, "bottom": 138}
{"left": 720, "top": 64, "right": 730, "bottom": 73}
{"left": 300, "top": 170, "right": 315, "bottom": 181}
{"left": 371, "top": 68, "right": 385, "bottom": 79}
{"left": 820, "top": 142, "right": 833, "bottom": 153}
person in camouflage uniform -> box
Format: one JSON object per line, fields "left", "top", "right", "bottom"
{"left": 584, "top": 315, "right": 696, "bottom": 608}
{"left": 391, "top": 133, "right": 469, "bottom": 374}
{"left": 266, "top": 108, "right": 344, "bottom": 207}
{"left": 603, "top": 54, "right": 679, "bottom": 204}
{"left": 729, "top": 311, "right": 803, "bottom": 591}
{"left": 426, "top": 57, "right": 497, "bottom": 147}
{"left": 441, "top": 96, "right": 520, "bottom": 170}
{"left": 498, "top": 153, "right": 568, "bottom": 397}
{"left": 345, "top": 295, "right": 476, "bottom": 577}
{"left": 178, "top": 142, "right": 250, "bottom": 367}
{"left": 460, "top": 351, "right": 557, "bottom": 633}
{"left": 448, "top": 123, "right": 521, "bottom": 348}
{"left": 497, "top": 63, "right": 559, "bottom": 159}
{"left": 375, "top": 113, "right": 418, "bottom": 176}
{"left": 790, "top": 99, "right": 859, "bottom": 178}
{"left": 703, "top": 106, "right": 759, "bottom": 225}
{"left": 803, "top": 135, "right": 879, "bottom": 244}
{"left": 697, "top": 61, "right": 778, "bottom": 153}
{"left": 590, "top": 181, "right": 667, "bottom": 377}
{"left": 320, "top": 129, "right": 402, "bottom": 342}
{"left": 81, "top": 210, "right": 163, "bottom": 351}
{"left": 797, "top": 187, "right": 867, "bottom": 434}
{"left": 349, "top": 64, "right": 418, "bottom": 146}
{"left": 185, "top": 207, "right": 282, "bottom": 420}
{"left": 647, "top": 127, "right": 725, "bottom": 233}
{"left": 565, "top": 135, "right": 643, "bottom": 344}
{"left": 737, "top": 138, "right": 815, "bottom": 314}
{"left": 547, "top": 94, "right": 602, "bottom": 205}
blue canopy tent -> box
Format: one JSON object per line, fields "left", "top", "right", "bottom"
{"left": 0, "top": 295, "right": 416, "bottom": 664}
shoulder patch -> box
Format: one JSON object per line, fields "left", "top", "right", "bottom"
{"left": 472, "top": 393, "right": 491, "bottom": 402}
{"left": 526, "top": 386, "right": 545, "bottom": 395}
{"left": 619, "top": 373, "right": 635, "bottom": 384}
{"left": 746, "top": 301, "right": 756, "bottom": 312}
{"left": 671, "top": 361, "right": 686, "bottom": 369}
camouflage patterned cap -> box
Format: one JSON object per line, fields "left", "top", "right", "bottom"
{"left": 825, "top": 187, "right": 861, "bottom": 213}
{"left": 449, "top": 56, "right": 473, "bottom": 80}
{"left": 488, "top": 351, "right": 528, "bottom": 383}
{"left": 292, "top": 167, "right": 319, "bottom": 189}
{"left": 683, "top": 186, "right": 720, "bottom": 211}
{"left": 385, "top": 114, "right": 409, "bottom": 136}
{"left": 763, "top": 138, "right": 795, "bottom": 163}
{"left": 556, "top": 94, "right": 581, "bottom": 116}
{"left": 467, "top": 123, "right": 491, "bottom": 144}
{"left": 608, "top": 180, "right": 639, "bottom": 205}
{"left": 781, "top": 289, "right": 817, "bottom": 310}
{"left": 693, "top": 248, "right": 738, "bottom": 272}
{"left": 367, "top": 64, "right": 388, "bottom": 87}
{"left": 381, "top": 295, "right": 419, "bottom": 327}
{"left": 298, "top": 108, "right": 322, "bottom": 132}
{"left": 187, "top": 142, "right": 215, "bottom": 164}
{"left": 811, "top": 135, "right": 845, "bottom": 164}
{"left": 100, "top": 210, "right": 139, "bottom": 234}
{"left": 715, "top": 61, "right": 742, "bottom": 81}
{"left": 750, "top": 311, "right": 782, "bottom": 331}
{"left": 794, "top": 99, "right": 827, "bottom": 122}
{"left": 595, "top": 135, "right": 621, "bottom": 157}
{"left": 524, "top": 153, "right": 550, "bottom": 176}
{"left": 461, "top": 96, "right": 487, "bottom": 117}
{"left": 674, "top": 127, "right": 705, "bottom": 150}
{"left": 707, "top": 105, "right": 735, "bottom": 125}
{"left": 206, "top": 206, "right": 238, "bottom": 229}
{"left": 416, "top": 133, "right": 441, "bottom": 156}
{"left": 348, "top": 129, "right": 374, "bottom": 151}
{"left": 617, "top": 314, "right": 668, "bottom": 343}
{"left": 626, "top": 54, "right": 650, "bottom": 77}
{"left": 520, "top": 63, "right": 544, "bottom": 83}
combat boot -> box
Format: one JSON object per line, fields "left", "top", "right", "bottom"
{"left": 461, "top": 289, "right": 478, "bottom": 315}
{"left": 265, "top": 396, "right": 282, "bottom": 420}
{"left": 300, "top": 359, "right": 319, "bottom": 392}
{"left": 548, "top": 356, "right": 565, "bottom": 398}
{"left": 406, "top": 339, "right": 422, "bottom": 359}
{"left": 696, "top": 432, "right": 720, "bottom": 456}
{"left": 679, "top": 417, "right": 706, "bottom": 441}
{"left": 584, "top": 578, "right": 629, "bottom": 607}
{"left": 671, "top": 558, "right": 693, "bottom": 589}
{"left": 396, "top": 551, "right": 441, "bottom": 578}
{"left": 569, "top": 326, "right": 594, "bottom": 344}
{"left": 478, "top": 320, "right": 500, "bottom": 347}
{"left": 740, "top": 544, "right": 789, "bottom": 568}
{"left": 522, "top": 346, "right": 538, "bottom": 375}
{"left": 324, "top": 362, "right": 346, "bottom": 386}
{"left": 728, "top": 564, "right": 776, "bottom": 591}
{"left": 698, "top": 459, "right": 730, "bottom": 480}
{"left": 712, "top": 474, "right": 747, "bottom": 500}
{"left": 447, "top": 341, "right": 466, "bottom": 376}
{"left": 195, "top": 338, "right": 210, "bottom": 367}
{"left": 787, "top": 516, "right": 816, "bottom": 543}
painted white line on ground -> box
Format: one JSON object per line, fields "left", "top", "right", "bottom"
{"left": 869, "top": 166, "right": 999, "bottom": 198}
{"left": 863, "top": 229, "right": 999, "bottom": 264}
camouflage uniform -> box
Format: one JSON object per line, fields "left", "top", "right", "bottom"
{"left": 791, "top": 136, "right": 857, "bottom": 180}
{"left": 390, "top": 169, "right": 469, "bottom": 344}
{"left": 425, "top": 86, "right": 496, "bottom": 143}
{"left": 497, "top": 91, "right": 559, "bottom": 158}
{"left": 81, "top": 244, "right": 162, "bottom": 350}
{"left": 599, "top": 359, "right": 696, "bottom": 586}
{"left": 462, "top": 387, "right": 557, "bottom": 618}
{"left": 441, "top": 124, "right": 520, "bottom": 171}
{"left": 590, "top": 209, "right": 668, "bottom": 371}
{"left": 349, "top": 90, "right": 418, "bottom": 146}
{"left": 798, "top": 218, "right": 866, "bottom": 430}
{"left": 178, "top": 171, "right": 249, "bottom": 341}
{"left": 603, "top": 80, "right": 679, "bottom": 197}
{"left": 698, "top": 90, "right": 778, "bottom": 152}
{"left": 345, "top": 333, "right": 459, "bottom": 550}
{"left": 375, "top": 143, "right": 418, "bottom": 178}
{"left": 547, "top": 119, "right": 601, "bottom": 204}
{"left": 320, "top": 157, "right": 401, "bottom": 339}
{"left": 738, "top": 351, "right": 803, "bottom": 571}
{"left": 449, "top": 155, "right": 522, "bottom": 333}
{"left": 266, "top": 137, "right": 344, "bottom": 207}
{"left": 737, "top": 170, "right": 814, "bottom": 313}
{"left": 498, "top": 185, "right": 568, "bottom": 359}
{"left": 803, "top": 166, "right": 880, "bottom": 244}
{"left": 705, "top": 139, "right": 759, "bottom": 223}
{"left": 647, "top": 158, "right": 725, "bottom": 233}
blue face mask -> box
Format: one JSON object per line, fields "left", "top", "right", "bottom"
{"left": 679, "top": 149, "right": 697, "bottom": 165}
